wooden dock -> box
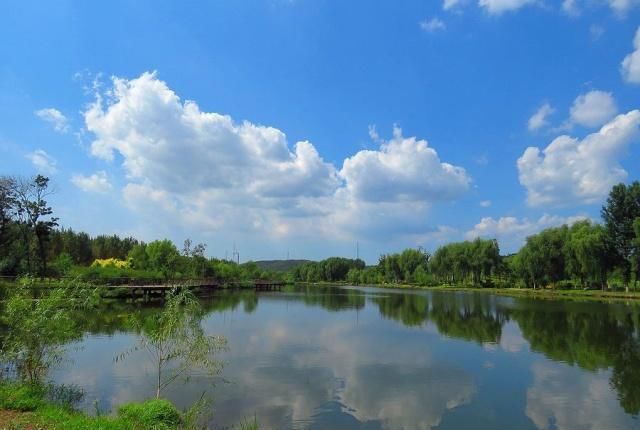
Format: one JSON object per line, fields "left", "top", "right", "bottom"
{"left": 253, "top": 280, "right": 285, "bottom": 291}
{"left": 99, "top": 278, "right": 286, "bottom": 301}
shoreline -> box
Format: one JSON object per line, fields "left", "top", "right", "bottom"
{"left": 347, "top": 283, "right": 640, "bottom": 303}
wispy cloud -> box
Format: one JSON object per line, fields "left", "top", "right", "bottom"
{"left": 528, "top": 103, "right": 555, "bottom": 131}
{"left": 420, "top": 18, "right": 446, "bottom": 33}
{"left": 26, "top": 149, "right": 57, "bottom": 174}
{"left": 35, "top": 108, "right": 69, "bottom": 133}
{"left": 71, "top": 171, "right": 112, "bottom": 193}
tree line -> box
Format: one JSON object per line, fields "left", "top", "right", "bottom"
{"left": 298, "top": 181, "right": 640, "bottom": 291}
{"left": 341, "top": 239, "right": 501, "bottom": 287}
{"left": 2, "top": 174, "right": 639, "bottom": 290}
{"left": 0, "top": 175, "right": 279, "bottom": 284}
{"left": 509, "top": 182, "right": 640, "bottom": 290}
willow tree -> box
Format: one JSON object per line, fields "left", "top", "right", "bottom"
{"left": 118, "top": 289, "right": 227, "bottom": 398}
{"left": 564, "top": 221, "right": 609, "bottom": 289}
{"left": 0, "top": 278, "right": 96, "bottom": 383}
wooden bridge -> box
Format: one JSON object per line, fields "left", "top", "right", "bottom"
{"left": 0, "top": 276, "right": 287, "bottom": 301}
{"left": 99, "top": 278, "right": 287, "bottom": 301}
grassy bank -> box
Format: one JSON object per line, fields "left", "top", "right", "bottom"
{"left": 0, "top": 382, "right": 259, "bottom": 430}
{"left": 357, "top": 282, "right": 640, "bottom": 302}
{"left": 0, "top": 381, "right": 185, "bottom": 430}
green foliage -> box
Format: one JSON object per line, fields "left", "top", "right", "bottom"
{"left": 378, "top": 248, "right": 431, "bottom": 284}
{"left": 564, "top": 221, "right": 609, "bottom": 288}
{"left": 632, "top": 218, "right": 640, "bottom": 287}
{"left": 69, "top": 264, "right": 165, "bottom": 285}
{"left": 251, "top": 259, "right": 310, "bottom": 272}
{"left": 372, "top": 293, "right": 429, "bottom": 326}
{"left": 293, "top": 257, "right": 365, "bottom": 282}
{"left": 128, "top": 243, "right": 150, "bottom": 269}
{"left": 0, "top": 278, "right": 97, "bottom": 383}
{"left": 53, "top": 252, "right": 74, "bottom": 275}
{"left": 118, "top": 399, "right": 182, "bottom": 428}
{"left": 146, "top": 240, "right": 181, "bottom": 278}
{"left": 0, "top": 381, "right": 84, "bottom": 413}
{"left": 602, "top": 181, "right": 640, "bottom": 286}
{"left": 512, "top": 221, "right": 613, "bottom": 290}
{"left": 0, "top": 381, "right": 46, "bottom": 411}
{"left": 236, "top": 416, "right": 260, "bottom": 430}
{"left": 0, "top": 175, "right": 58, "bottom": 276}
{"left": 0, "top": 380, "right": 217, "bottom": 429}
{"left": 118, "top": 289, "right": 227, "bottom": 398}
{"left": 430, "top": 239, "right": 500, "bottom": 285}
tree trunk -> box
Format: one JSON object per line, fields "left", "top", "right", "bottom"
{"left": 156, "top": 360, "right": 162, "bottom": 398}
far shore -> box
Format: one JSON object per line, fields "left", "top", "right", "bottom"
{"left": 350, "top": 283, "right": 640, "bottom": 302}
{"left": 296, "top": 281, "right": 640, "bottom": 303}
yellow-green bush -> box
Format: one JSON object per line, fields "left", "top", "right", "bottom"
{"left": 91, "top": 258, "right": 131, "bottom": 269}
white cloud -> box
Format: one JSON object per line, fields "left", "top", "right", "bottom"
{"left": 479, "top": 200, "right": 492, "bottom": 207}
{"left": 622, "top": 27, "right": 640, "bottom": 84}
{"left": 71, "top": 171, "right": 112, "bottom": 193}
{"left": 562, "top": 0, "right": 580, "bottom": 15}
{"left": 518, "top": 110, "right": 640, "bottom": 207}
{"left": 608, "top": 0, "right": 639, "bottom": 15}
{"left": 526, "top": 362, "right": 635, "bottom": 430}
{"left": 26, "top": 149, "right": 57, "bottom": 174}
{"left": 465, "top": 214, "right": 587, "bottom": 251}
{"left": 499, "top": 322, "right": 528, "bottom": 353}
{"left": 528, "top": 103, "right": 555, "bottom": 131}
{"left": 443, "top": 0, "right": 464, "bottom": 10}
{"left": 340, "top": 126, "right": 470, "bottom": 204}
{"left": 449, "top": 0, "right": 636, "bottom": 15}
{"left": 420, "top": 18, "right": 446, "bottom": 32}
{"left": 83, "top": 72, "right": 470, "bottom": 242}
{"left": 85, "top": 72, "right": 340, "bottom": 199}
{"left": 478, "top": 0, "right": 536, "bottom": 15}
{"left": 568, "top": 90, "right": 618, "bottom": 128}
{"left": 35, "top": 108, "right": 69, "bottom": 133}
{"left": 341, "top": 365, "right": 474, "bottom": 430}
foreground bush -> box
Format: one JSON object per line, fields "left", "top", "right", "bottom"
{"left": 0, "top": 381, "right": 181, "bottom": 429}
{"left": 0, "top": 381, "right": 260, "bottom": 429}
{"left": 118, "top": 399, "right": 182, "bottom": 428}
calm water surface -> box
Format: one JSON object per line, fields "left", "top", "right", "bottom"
{"left": 52, "top": 286, "right": 640, "bottom": 429}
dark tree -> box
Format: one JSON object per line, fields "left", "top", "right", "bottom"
{"left": 0, "top": 176, "right": 16, "bottom": 249}
{"left": 14, "top": 175, "right": 58, "bottom": 275}
{"left": 602, "top": 182, "right": 640, "bottom": 287}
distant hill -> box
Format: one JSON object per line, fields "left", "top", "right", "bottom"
{"left": 250, "top": 259, "right": 312, "bottom": 272}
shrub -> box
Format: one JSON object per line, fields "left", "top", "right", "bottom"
{"left": 91, "top": 258, "right": 131, "bottom": 269}
{"left": 53, "top": 252, "right": 74, "bottom": 275}
{"left": 0, "top": 381, "right": 46, "bottom": 411}
{"left": 118, "top": 398, "right": 182, "bottom": 428}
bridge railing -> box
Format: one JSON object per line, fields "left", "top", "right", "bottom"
{"left": 0, "top": 275, "right": 289, "bottom": 286}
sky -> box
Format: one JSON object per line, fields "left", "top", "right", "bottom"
{"left": 1, "top": 0, "right": 639, "bottom": 263}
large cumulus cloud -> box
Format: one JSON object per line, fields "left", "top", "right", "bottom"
{"left": 517, "top": 110, "right": 640, "bottom": 207}
{"left": 83, "top": 72, "right": 471, "bottom": 242}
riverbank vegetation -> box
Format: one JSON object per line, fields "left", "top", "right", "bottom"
{"left": 3, "top": 175, "right": 638, "bottom": 292}
{"left": 0, "top": 279, "right": 243, "bottom": 428}
{"left": 0, "top": 175, "right": 283, "bottom": 286}
{"left": 297, "top": 182, "right": 640, "bottom": 292}
{"left": 0, "top": 381, "right": 186, "bottom": 430}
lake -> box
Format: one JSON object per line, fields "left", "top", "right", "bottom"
{"left": 52, "top": 285, "right": 640, "bottom": 429}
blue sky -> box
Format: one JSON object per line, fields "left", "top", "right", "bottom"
{"left": 1, "top": 0, "right": 639, "bottom": 263}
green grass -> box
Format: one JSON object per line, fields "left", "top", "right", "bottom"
{"left": 0, "top": 383, "right": 46, "bottom": 412}
{"left": 0, "top": 381, "right": 180, "bottom": 429}
{"left": 236, "top": 416, "right": 260, "bottom": 430}
{"left": 0, "top": 381, "right": 261, "bottom": 430}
